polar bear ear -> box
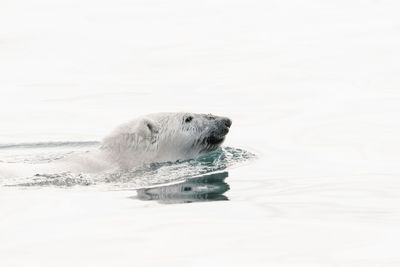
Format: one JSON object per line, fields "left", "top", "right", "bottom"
{"left": 127, "top": 117, "right": 159, "bottom": 140}
{"left": 101, "top": 117, "right": 160, "bottom": 152}
{"left": 136, "top": 118, "right": 160, "bottom": 145}
{"left": 144, "top": 119, "right": 159, "bottom": 135}
{"left": 141, "top": 118, "right": 160, "bottom": 136}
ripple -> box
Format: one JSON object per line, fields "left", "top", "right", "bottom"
{"left": 0, "top": 141, "right": 100, "bottom": 164}
{"left": 0, "top": 141, "right": 100, "bottom": 150}
{"left": 5, "top": 146, "right": 256, "bottom": 188}
{"left": 99, "top": 147, "right": 255, "bottom": 188}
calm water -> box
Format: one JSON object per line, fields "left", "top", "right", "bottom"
{"left": 1, "top": 0, "right": 400, "bottom": 266}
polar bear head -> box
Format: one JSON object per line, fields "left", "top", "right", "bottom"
{"left": 101, "top": 112, "right": 232, "bottom": 169}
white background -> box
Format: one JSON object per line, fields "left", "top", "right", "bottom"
{"left": 1, "top": 0, "right": 400, "bottom": 266}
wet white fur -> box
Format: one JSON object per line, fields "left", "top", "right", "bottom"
{"left": 0, "top": 112, "right": 227, "bottom": 179}
{"left": 100, "top": 112, "right": 227, "bottom": 168}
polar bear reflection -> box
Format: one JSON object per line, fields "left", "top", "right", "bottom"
{"left": 135, "top": 172, "right": 229, "bottom": 204}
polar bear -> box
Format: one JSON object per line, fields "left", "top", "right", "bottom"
{"left": 0, "top": 112, "right": 232, "bottom": 179}
{"left": 100, "top": 112, "right": 232, "bottom": 169}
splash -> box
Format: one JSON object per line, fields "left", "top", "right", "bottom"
{"left": 100, "top": 146, "right": 255, "bottom": 189}
{"left": 2, "top": 145, "right": 255, "bottom": 188}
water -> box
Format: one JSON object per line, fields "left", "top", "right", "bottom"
{"left": 134, "top": 172, "right": 230, "bottom": 204}
{"left": 1, "top": 0, "right": 400, "bottom": 266}
{"left": 0, "top": 141, "right": 100, "bottom": 164}
{"left": 1, "top": 144, "right": 255, "bottom": 189}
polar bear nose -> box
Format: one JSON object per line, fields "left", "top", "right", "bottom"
{"left": 222, "top": 118, "right": 232, "bottom": 128}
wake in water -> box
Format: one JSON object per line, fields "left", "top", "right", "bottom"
{"left": 100, "top": 146, "right": 255, "bottom": 189}
{"left": 0, "top": 142, "right": 255, "bottom": 189}
{"left": 0, "top": 141, "right": 100, "bottom": 164}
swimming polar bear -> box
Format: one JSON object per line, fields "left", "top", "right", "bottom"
{"left": 0, "top": 112, "right": 232, "bottom": 179}
{"left": 101, "top": 112, "right": 232, "bottom": 169}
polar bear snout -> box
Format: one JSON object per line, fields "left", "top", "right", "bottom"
{"left": 202, "top": 116, "right": 232, "bottom": 148}
{"left": 222, "top": 118, "right": 232, "bottom": 128}
{"left": 218, "top": 124, "right": 229, "bottom": 136}
{"left": 216, "top": 117, "right": 232, "bottom": 136}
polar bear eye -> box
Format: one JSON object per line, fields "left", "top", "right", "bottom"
{"left": 185, "top": 116, "right": 193, "bottom": 123}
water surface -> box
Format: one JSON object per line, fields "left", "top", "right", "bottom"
{"left": 1, "top": 0, "right": 400, "bottom": 266}
{"left": 1, "top": 143, "right": 255, "bottom": 190}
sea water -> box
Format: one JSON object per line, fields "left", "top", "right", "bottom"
{"left": 1, "top": 0, "right": 400, "bottom": 266}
